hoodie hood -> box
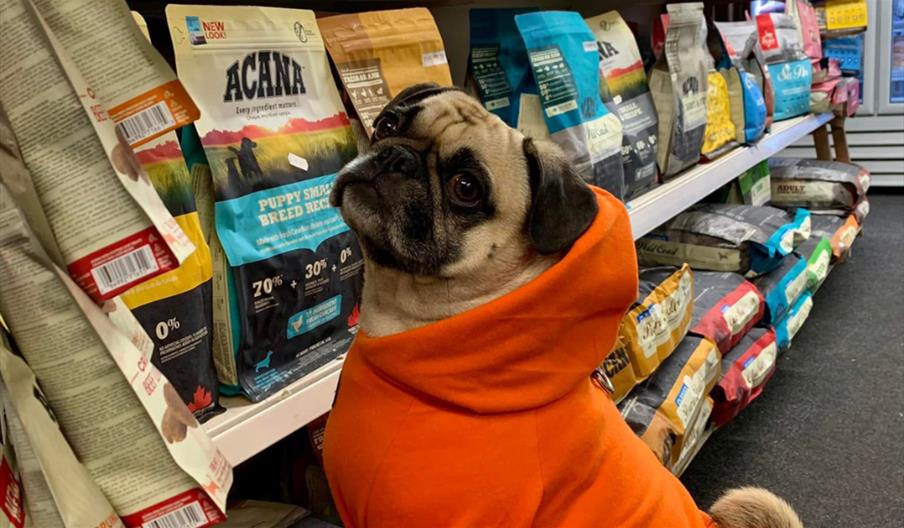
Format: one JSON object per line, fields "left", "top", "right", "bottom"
{"left": 351, "top": 188, "right": 638, "bottom": 413}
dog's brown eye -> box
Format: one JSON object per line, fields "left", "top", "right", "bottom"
{"left": 373, "top": 112, "right": 399, "bottom": 140}
{"left": 449, "top": 173, "right": 482, "bottom": 207}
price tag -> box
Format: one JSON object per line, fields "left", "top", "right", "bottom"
{"left": 825, "top": 0, "right": 867, "bottom": 31}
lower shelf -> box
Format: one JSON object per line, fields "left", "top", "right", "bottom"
{"left": 204, "top": 357, "right": 344, "bottom": 466}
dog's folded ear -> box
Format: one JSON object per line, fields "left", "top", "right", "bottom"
{"left": 523, "top": 138, "right": 599, "bottom": 254}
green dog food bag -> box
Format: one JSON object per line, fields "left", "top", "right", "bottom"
{"left": 516, "top": 11, "right": 625, "bottom": 199}
{"left": 585, "top": 10, "right": 660, "bottom": 199}
{"left": 168, "top": 5, "right": 364, "bottom": 401}
{"left": 648, "top": 3, "right": 709, "bottom": 179}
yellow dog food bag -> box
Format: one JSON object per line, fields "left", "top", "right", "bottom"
{"left": 319, "top": 8, "right": 453, "bottom": 137}
{"left": 619, "top": 264, "right": 695, "bottom": 380}
{"left": 618, "top": 335, "right": 721, "bottom": 470}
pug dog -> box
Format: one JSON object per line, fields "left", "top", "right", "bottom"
{"left": 328, "top": 83, "right": 803, "bottom": 528}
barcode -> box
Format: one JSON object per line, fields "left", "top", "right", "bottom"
{"left": 91, "top": 245, "right": 159, "bottom": 294}
{"left": 116, "top": 101, "right": 175, "bottom": 144}
{"left": 143, "top": 502, "right": 207, "bottom": 528}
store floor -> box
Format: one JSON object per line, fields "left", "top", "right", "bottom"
{"left": 682, "top": 191, "right": 904, "bottom": 528}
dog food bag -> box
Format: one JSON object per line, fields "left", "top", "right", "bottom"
{"left": 754, "top": 13, "right": 807, "bottom": 65}
{"left": 0, "top": 352, "right": 123, "bottom": 528}
{"left": 648, "top": 3, "right": 708, "bottom": 178}
{"left": 672, "top": 395, "right": 712, "bottom": 475}
{"left": 601, "top": 345, "right": 641, "bottom": 404}
{"left": 516, "top": 11, "right": 625, "bottom": 198}
{"left": 688, "top": 271, "right": 765, "bottom": 354}
{"left": 768, "top": 58, "right": 813, "bottom": 120}
{"left": 752, "top": 253, "right": 808, "bottom": 325}
{"left": 701, "top": 25, "right": 739, "bottom": 160}
{"left": 618, "top": 335, "right": 721, "bottom": 470}
{"left": 810, "top": 214, "right": 860, "bottom": 260}
{"left": 637, "top": 204, "right": 811, "bottom": 277}
{"left": 710, "top": 22, "right": 767, "bottom": 145}
{"left": 619, "top": 265, "right": 695, "bottom": 379}
{"left": 794, "top": 235, "right": 833, "bottom": 292}
{"left": 586, "top": 11, "right": 660, "bottom": 199}
{"left": 320, "top": 8, "right": 453, "bottom": 137}
{"left": 715, "top": 161, "right": 772, "bottom": 206}
{"left": 710, "top": 327, "right": 778, "bottom": 426}
{"left": 169, "top": 5, "right": 364, "bottom": 401}
{"left": 468, "top": 8, "right": 537, "bottom": 128}
{"left": 112, "top": 12, "right": 221, "bottom": 423}
{"left": 774, "top": 291, "right": 814, "bottom": 351}
{"left": 0, "top": 0, "right": 195, "bottom": 303}
{"left": 768, "top": 158, "right": 870, "bottom": 219}
{"left": 716, "top": 20, "right": 776, "bottom": 130}
{"left": 787, "top": 0, "right": 823, "bottom": 62}
{"left": 0, "top": 183, "right": 232, "bottom": 526}
{"left": 119, "top": 132, "right": 221, "bottom": 422}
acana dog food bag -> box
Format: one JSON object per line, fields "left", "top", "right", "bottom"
{"left": 0, "top": 0, "right": 195, "bottom": 303}
{"left": 752, "top": 253, "right": 808, "bottom": 325}
{"left": 768, "top": 158, "right": 870, "bottom": 221}
{"left": 320, "top": 8, "right": 453, "bottom": 137}
{"left": 0, "top": 182, "right": 232, "bottom": 527}
{"left": 710, "top": 327, "right": 778, "bottom": 426}
{"left": 774, "top": 291, "right": 814, "bottom": 351}
{"left": 468, "top": 8, "right": 537, "bottom": 129}
{"left": 619, "top": 265, "right": 695, "bottom": 379}
{"left": 585, "top": 10, "right": 660, "bottom": 199}
{"left": 688, "top": 271, "right": 765, "bottom": 354}
{"left": 169, "top": 5, "right": 364, "bottom": 401}
{"left": 648, "top": 2, "right": 708, "bottom": 178}
{"left": 118, "top": 11, "right": 220, "bottom": 423}
{"left": 516, "top": 11, "right": 625, "bottom": 198}
{"left": 636, "top": 203, "right": 811, "bottom": 277}
{"left": 618, "top": 335, "right": 721, "bottom": 470}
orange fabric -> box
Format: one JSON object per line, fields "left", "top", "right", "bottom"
{"left": 324, "top": 188, "right": 715, "bottom": 528}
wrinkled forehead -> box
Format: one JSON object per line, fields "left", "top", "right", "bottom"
{"left": 371, "top": 89, "right": 522, "bottom": 158}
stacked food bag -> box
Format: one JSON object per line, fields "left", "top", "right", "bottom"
{"left": 621, "top": 152, "right": 869, "bottom": 473}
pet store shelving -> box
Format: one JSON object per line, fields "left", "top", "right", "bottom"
{"left": 204, "top": 111, "right": 833, "bottom": 467}
{"left": 627, "top": 112, "right": 834, "bottom": 239}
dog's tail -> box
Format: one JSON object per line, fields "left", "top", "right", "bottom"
{"left": 709, "top": 487, "right": 803, "bottom": 528}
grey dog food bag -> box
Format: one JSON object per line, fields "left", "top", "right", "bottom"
{"left": 648, "top": 3, "right": 708, "bottom": 179}
{"left": 768, "top": 158, "right": 870, "bottom": 223}
{"left": 636, "top": 203, "right": 811, "bottom": 277}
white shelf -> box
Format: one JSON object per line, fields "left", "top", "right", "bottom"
{"left": 627, "top": 113, "right": 833, "bottom": 239}
{"left": 206, "top": 112, "right": 833, "bottom": 467}
{"left": 204, "top": 357, "right": 344, "bottom": 466}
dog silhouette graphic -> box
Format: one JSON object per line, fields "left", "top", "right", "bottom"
{"left": 255, "top": 350, "right": 274, "bottom": 373}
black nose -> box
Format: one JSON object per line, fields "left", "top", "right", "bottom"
{"left": 375, "top": 145, "right": 420, "bottom": 176}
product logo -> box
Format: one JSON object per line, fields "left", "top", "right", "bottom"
{"left": 777, "top": 62, "right": 810, "bottom": 82}
{"left": 294, "top": 22, "right": 308, "bottom": 43}
{"left": 185, "top": 16, "right": 206, "bottom": 45}
{"left": 597, "top": 40, "right": 619, "bottom": 59}
{"left": 186, "top": 16, "right": 227, "bottom": 44}
{"left": 224, "top": 51, "right": 306, "bottom": 102}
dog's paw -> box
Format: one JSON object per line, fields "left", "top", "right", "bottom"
{"left": 710, "top": 487, "right": 803, "bottom": 528}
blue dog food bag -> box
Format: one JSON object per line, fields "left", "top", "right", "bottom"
{"left": 169, "top": 5, "right": 364, "bottom": 401}
{"left": 516, "top": 11, "right": 625, "bottom": 199}
{"left": 769, "top": 58, "right": 813, "bottom": 120}
{"left": 468, "top": 8, "right": 536, "bottom": 128}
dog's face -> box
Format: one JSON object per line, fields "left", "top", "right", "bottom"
{"left": 330, "top": 83, "right": 598, "bottom": 278}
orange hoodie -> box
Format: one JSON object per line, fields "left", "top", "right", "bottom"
{"left": 324, "top": 189, "right": 715, "bottom": 528}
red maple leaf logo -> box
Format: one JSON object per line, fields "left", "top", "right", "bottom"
{"left": 187, "top": 386, "right": 213, "bottom": 413}
{"left": 347, "top": 303, "right": 360, "bottom": 328}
